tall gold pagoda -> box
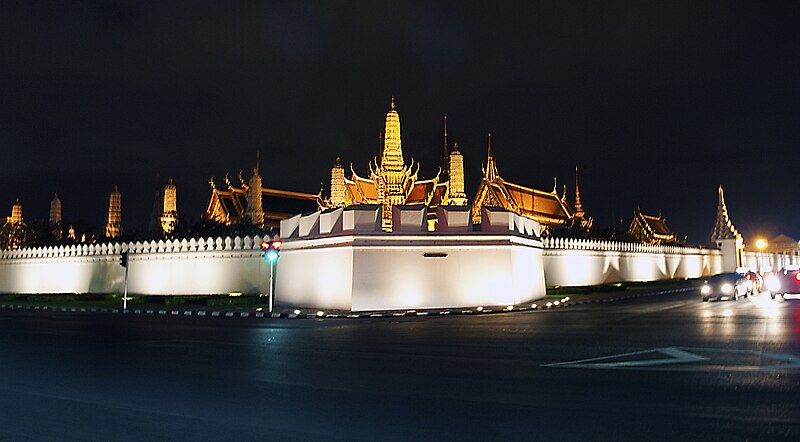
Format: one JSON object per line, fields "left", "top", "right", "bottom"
{"left": 471, "top": 134, "right": 591, "bottom": 233}
{"left": 105, "top": 185, "right": 122, "bottom": 239}
{"left": 323, "top": 98, "right": 468, "bottom": 231}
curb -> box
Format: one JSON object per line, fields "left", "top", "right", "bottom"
{"left": 0, "top": 286, "right": 696, "bottom": 321}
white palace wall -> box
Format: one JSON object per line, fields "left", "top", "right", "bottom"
{"left": 0, "top": 237, "right": 273, "bottom": 295}
{"left": 541, "top": 238, "right": 722, "bottom": 287}
{"left": 6, "top": 206, "right": 789, "bottom": 310}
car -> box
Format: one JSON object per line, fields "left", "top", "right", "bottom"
{"left": 700, "top": 272, "right": 749, "bottom": 301}
{"left": 736, "top": 267, "right": 763, "bottom": 295}
{"left": 766, "top": 265, "right": 800, "bottom": 299}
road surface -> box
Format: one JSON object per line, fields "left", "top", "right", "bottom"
{"left": 0, "top": 289, "right": 798, "bottom": 441}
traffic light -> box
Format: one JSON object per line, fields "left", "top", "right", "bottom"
{"left": 119, "top": 251, "right": 129, "bottom": 268}
{"left": 261, "top": 239, "right": 281, "bottom": 262}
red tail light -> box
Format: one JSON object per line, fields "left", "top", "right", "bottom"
{"left": 746, "top": 274, "right": 752, "bottom": 280}
{"left": 795, "top": 273, "right": 800, "bottom": 282}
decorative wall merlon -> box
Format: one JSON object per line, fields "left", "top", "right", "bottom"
{"left": 0, "top": 234, "right": 275, "bottom": 260}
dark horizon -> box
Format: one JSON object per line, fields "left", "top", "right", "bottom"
{"left": 2, "top": 1, "right": 798, "bottom": 244}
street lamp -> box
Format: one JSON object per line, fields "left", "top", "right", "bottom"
{"left": 755, "top": 238, "right": 768, "bottom": 251}
{"left": 261, "top": 239, "right": 281, "bottom": 314}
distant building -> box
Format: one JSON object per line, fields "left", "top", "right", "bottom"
{"left": 321, "top": 98, "right": 468, "bottom": 231}
{"left": 471, "top": 134, "right": 590, "bottom": 234}
{"left": 628, "top": 207, "right": 677, "bottom": 245}
{"left": 205, "top": 156, "right": 321, "bottom": 229}
{"left": 764, "top": 234, "right": 799, "bottom": 254}
{"left": 105, "top": 185, "right": 122, "bottom": 239}
{"left": 49, "top": 193, "right": 62, "bottom": 241}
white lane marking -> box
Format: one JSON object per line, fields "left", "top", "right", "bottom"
{"left": 544, "top": 347, "right": 800, "bottom": 372}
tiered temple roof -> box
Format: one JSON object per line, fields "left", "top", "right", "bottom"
{"left": 205, "top": 167, "right": 321, "bottom": 229}
{"left": 470, "top": 134, "right": 590, "bottom": 231}
{"left": 628, "top": 207, "right": 677, "bottom": 245}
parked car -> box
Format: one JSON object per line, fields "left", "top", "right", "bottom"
{"left": 700, "top": 273, "right": 749, "bottom": 301}
{"left": 765, "top": 265, "right": 800, "bottom": 299}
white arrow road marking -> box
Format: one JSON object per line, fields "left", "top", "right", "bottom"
{"left": 543, "top": 347, "right": 709, "bottom": 369}
{"left": 544, "top": 347, "right": 800, "bottom": 372}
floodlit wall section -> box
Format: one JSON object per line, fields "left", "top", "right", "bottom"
{"left": 276, "top": 234, "right": 546, "bottom": 311}
{"left": 0, "top": 236, "right": 272, "bottom": 295}
{"left": 742, "top": 251, "right": 799, "bottom": 272}
{"left": 541, "top": 238, "right": 722, "bottom": 287}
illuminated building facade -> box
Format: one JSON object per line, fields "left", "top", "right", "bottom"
{"left": 49, "top": 193, "right": 62, "bottom": 241}
{"left": 322, "top": 98, "right": 468, "bottom": 231}
{"left": 105, "top": 185, "right": 122, "bottom": 239}
{"left": 205, "top": 157, "right": 321, "bottom": 229}
{"left": 471, "top": 135, "right": 591, "bottom": 234}
{"left": 628, "top": 207, "right": 677, "bottom": 245}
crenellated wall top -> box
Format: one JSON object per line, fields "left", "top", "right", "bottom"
{"left": 541, "top": 236, "right": 720, "bottom": 256}
{"left": 0, "top": 235, "right": 275, "bottom": 260}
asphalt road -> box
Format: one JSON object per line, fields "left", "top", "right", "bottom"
{"left": 1, "top": 289, "right": 798, "bottom": 441}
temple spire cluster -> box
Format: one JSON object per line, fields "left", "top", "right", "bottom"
{"left": 323, "top": 97, "right": 468, "bottom": 231}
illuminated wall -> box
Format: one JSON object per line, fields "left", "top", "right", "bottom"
{"left": 275, "top": 206, "right": 546, "bottom": 311}
{"left": 541, "top": 237, "right": 723, "bottom": 286}
{"left": 742, "top": 250, "right": 798, "bottom": 272}
{"left": 276, "top": 234, "right": 546, "bottom": 311}
{"left": 0, "top": 236, "right": 273, "bottom": 295}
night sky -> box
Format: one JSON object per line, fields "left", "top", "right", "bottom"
{"left": 1, "top": 1, "right": 798, "bottom": 243}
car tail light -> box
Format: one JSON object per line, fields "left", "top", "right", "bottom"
{"left": 795, "top": 273, "right": 800, "bottom": 282}
{"left": 746, "top": 274, "right": 752, "bottom": 280}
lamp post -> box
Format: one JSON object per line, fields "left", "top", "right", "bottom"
{"left": 119, "top": 251, "right": 129, "bottom": 310}
{"left": 261, "top": 239, "right": 281, "bottom": 314}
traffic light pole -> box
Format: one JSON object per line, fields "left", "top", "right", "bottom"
{"left": 268, "top": 261, "right": 274, "bottom": 314}
{"left": 123, "top": 263, "right": 129, "bottom": 310}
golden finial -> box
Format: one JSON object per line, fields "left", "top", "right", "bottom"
{"left": 391, "top": 96, "right": 395, "bottom": 109}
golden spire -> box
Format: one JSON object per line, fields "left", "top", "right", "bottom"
{"left": 485, "top": 133, "right": 498, "bottom": 182}
{"left": 380, "top": 97, "right": 404, "bottom": 172}
{"left": 255, "top": 151, "right": 260, "bottom": 175}
{"left": 574, "top": 165, "right": 584, "bottom": 215}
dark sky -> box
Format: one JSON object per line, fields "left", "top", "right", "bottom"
{"left": 1, "top": 0, "right": 798, "bottom": 243}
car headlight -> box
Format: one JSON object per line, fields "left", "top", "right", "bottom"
{"left": 766, "top": 275, "right": 781, "bottom": 292}
{"left": 721, "top": 284, "right": 732, "bottom": 294}
{"left": 701, "top": 285, "right": 711, "bottom": 294}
